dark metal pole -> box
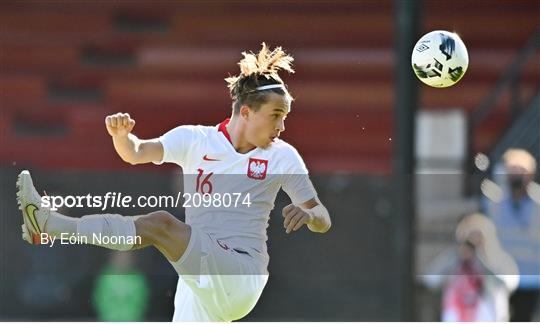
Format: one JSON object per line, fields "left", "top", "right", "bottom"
{"left": 394, "top": 0, "right": 420, "bottom": 320}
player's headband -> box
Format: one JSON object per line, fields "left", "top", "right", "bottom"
{"left": 241, "top": 84, "right": 286, "bottom": 96}
{"left": 255, "top": 84, "right": 285, "bottom": 91}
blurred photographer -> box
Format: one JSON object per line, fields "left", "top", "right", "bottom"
{"left": 483, "top": 148, "right": 540, "bottom": 321}
{"left": 422, "top": 213, "right": 518, "bottom": 321}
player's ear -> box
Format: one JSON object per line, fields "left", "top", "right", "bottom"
{"left": 240, "top": 105, "right": 251, "bottom": 120}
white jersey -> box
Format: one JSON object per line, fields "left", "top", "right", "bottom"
{"left": 155, "top": 119, "right": 317, "bottom": 263}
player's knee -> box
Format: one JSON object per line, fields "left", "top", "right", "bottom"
{"left": 136, "top": 211, "right": 190, "bottom": 260}
{"left": 146, "top": 210, "right": 177, "bottom": 233}
{"left": 136, "top": 211, "right": 176, "bottom": 243}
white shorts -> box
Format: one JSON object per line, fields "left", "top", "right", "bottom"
{"left": 170, "top": 226, "right": 269, "bottom": 321}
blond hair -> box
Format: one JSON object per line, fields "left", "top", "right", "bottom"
{"left": 455, "top": 213, "right": 519, "bottom": 279}
{"left": 503, "top": 148, "right": 537, "bottom": 174}
{"left": 225, "top": 43, "right": 294, "bottom": 113}
{"left": 455, "top": 213, "right": 498, "bottom": 245}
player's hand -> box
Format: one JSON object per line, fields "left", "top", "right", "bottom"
{"left": 282, "top": 204, "right": 313, "bottom": 234}
{"left": 105, "top": 113, "right": 135, "bottom": 138}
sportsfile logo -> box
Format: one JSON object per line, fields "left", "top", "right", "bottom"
{"left": 41, "top": 192, "right": 166, "bottom": 211}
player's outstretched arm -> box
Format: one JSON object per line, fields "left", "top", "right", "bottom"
{"left": 105, "top": 112, "right": 163, "bottom": 165}
{"left": 282, "top": 198, "right": 331, "bottom": 234}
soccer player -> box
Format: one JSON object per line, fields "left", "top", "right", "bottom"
{"left": 17, "top": 43, "right": 331, "bottom": 321}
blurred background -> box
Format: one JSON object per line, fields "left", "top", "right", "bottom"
{"left": 0, "top": 0, "right": 539, "bottom": 321}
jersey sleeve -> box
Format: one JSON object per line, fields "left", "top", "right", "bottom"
{"left": 281, "top": 146, "right": 318, "bottom": 205}
{"left": 153, "top": 125, "right": 200, "bottom": 167}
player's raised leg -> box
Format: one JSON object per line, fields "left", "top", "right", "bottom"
{"left": 16, "top": 170, "right": 189, "bottom": 262}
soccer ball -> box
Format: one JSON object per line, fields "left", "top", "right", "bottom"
{"left": 411, "top": 30, "right": 469, "bottom": 88}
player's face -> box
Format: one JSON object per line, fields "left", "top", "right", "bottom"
{"left": 246, "top": 92, "right": 290, "bottom": 148}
